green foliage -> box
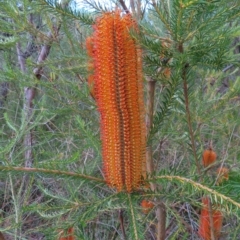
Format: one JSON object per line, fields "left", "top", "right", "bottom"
{"left": 0, "top": 36, "right": 18, "bottom": 48}
{"left": 39, "top": 0, "right": 95, "bottom": 25}
{"left": 0, "top": 0, "right": 240, "bottom": 239}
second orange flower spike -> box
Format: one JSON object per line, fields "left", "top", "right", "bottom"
{"left": 202, "top": 147, "right": 217, "bottom": 167}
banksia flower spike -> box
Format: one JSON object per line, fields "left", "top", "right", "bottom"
{"left": 202, "top": 147, "right": 217, "bottom": 168}
{"left": 86, "top": 11, "right": 146, "bottom": 192}
{"left": 198, "top": 197, "right": 223, "bottom": 240}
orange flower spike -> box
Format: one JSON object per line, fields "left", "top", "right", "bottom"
{"left": 87, "top": 11, "right": 146, "bottom": 192}
{"left": 67, "top": 227, "right": 74, "bottom": 240}
{"left": 141, "top": 200, "right": 154, "bottom": 214}
{"left": 122, "top": 15, "right": 145, "bottom": 189}
{"left": 202, "top": 147, "right": 217, "bottom": 167}
{"left": 213, "top": 209, "right": 223, "bottom": 239}
{"left": 198, "top": 197, "right": 211, "bottom": 240}
{"left": 198, "top": 197, "right": 223, "bottom": 240}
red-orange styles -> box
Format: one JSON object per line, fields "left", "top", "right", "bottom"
{"left": 202, "top": 147, "right": 217, "bottom": 167}
{"left": 198, "top": 197, "right": 223, "bottom": 240}
{"left": 86, "top": 11, "right": 146, "bottom": 192}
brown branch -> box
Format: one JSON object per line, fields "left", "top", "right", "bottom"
{"left": 15, "top": 24, "right": 62, "bottom": 228}
{"left": 16, "top": 42, "right": 26, "bottom": 72}
{"left": 119, "top": 209, "right": 126, "bottom": 240}
{"left": 0, "top": 232, "right": 5, "bottom": 240}
{"left": 156, "top": 203, "right": 166, "bottom": 240}
{"left": 23, "top": 25, "right": 60, "bottom": 169}
{"left": 137, "top": 0, "right": 142, "bottom": 19}
{"left": 16, "top": 42, "right": 35, "bottom": 168}
{"left": 146, "top": 79, "right": 156, "bottom": 179}
{"left": 146, "top": 77, "right": 166, "bottom": 240}
{"left": 128, "top": 0, "right": 142, "bottom": 19}
{"left": 179, "top": 43, "right": 201, "bottom": 175}
{"left": 130, "top": 0, "right": 136, "bottom": 16}
{"left": 118, "top": 0, "right": 130, "bottom": 14}
{"left": 33, "top": 25, "right": 61, "bottom": 79}
{"left": 13, "top": 7, "right": 64, "bottom": 238}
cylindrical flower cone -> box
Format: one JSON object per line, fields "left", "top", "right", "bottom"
{"left": 86, "top": 11, "right": 146, "bottom": 192}
{"left": 198, "top": 197, "right": 223, "bottom": 240}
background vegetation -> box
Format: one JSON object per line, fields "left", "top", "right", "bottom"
{"left": 0, "top": 0, "right": 240, "bottom": 239}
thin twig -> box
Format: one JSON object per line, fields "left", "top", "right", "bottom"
{"left": 151, "top": 0, "right": 173, "bottom": 35}
{"left": 146, "top": 79, "right": 156, "bottom": 180}
{"left": 222, "top": 64, "right": 234, "bottom": 72}
{"left": 0, "top": 232, "right": 5, "bottom": 240}
{"left": 179, "top": 43, "right": 201, "bottom": 175}
{"left": 33, "top": 25, "right": 61, "bottom": 78}
{"left": 137, "top": 0, "right": 141, "bottom": 19}
{"left": 9, "top": 174, "right": 21, "bottom": 239}
{"left": 0, "top": 166, "right": 104, "bottom": 183}
{"left": 153, "top": 175, "right": 240, "bottom": 209}
{"left": 130, "top": 0, "right": 136, "bottom": 16}
{"left": 156, "top": 203, "right": 166, "bottom": 240}
{"left": 146, "top": 78, "right": 166, "bottom": 240}
{"left": 207, "top": 196, "right": 216, "bottom": 240}
{"left": 166, "top": 204, "right": 195, "bottom": 237}
{"left": 119, "top": 209, "right": 126, "bottom": 240}
{"left": 118, "top": 0, "right": 130, "bottom": 14}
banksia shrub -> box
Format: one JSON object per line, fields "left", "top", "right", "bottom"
{"left": 86, "top": 11, "right": 146, "bottom": 192}
{"left": 202, "top": 147, "right": 217, "bottom": 168}
{"left": 198, "top": 197, "right": 223, "bottom": 240}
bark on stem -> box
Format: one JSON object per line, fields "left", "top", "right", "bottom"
{"left": 118, "top": 0, "right": 130, "bottom": 14}
{"left": 146, "top": 78, "right": 166, "bottom": 240}
{"left": 16, "top": 42, "right": 35, "bottom": 168}
{"left": 24, "top": 31, "right": 55, "bottom": 167}
{"left": 17, "top": 28, "right": 59, "bottom": 168}
{"left": 179, "top": 43, "right": 201, "bottom": 175}
{"left": 146, "top": 80, "right": 156, "bottom": 180}
{"left": 16, "top": 25, "right": 61, "bottom": 200}
{"left": 0, "top": 232, "right": 5, "bottom": 240}
{"left": 0, "top": 166, "right": 104, "bottom": 182}
{"left": 119, "top": 210, "right": 126, "bottom": 240}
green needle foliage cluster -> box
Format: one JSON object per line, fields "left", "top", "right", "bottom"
{"left": 0, "top": 0, "right": 240, "bottom": 239}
